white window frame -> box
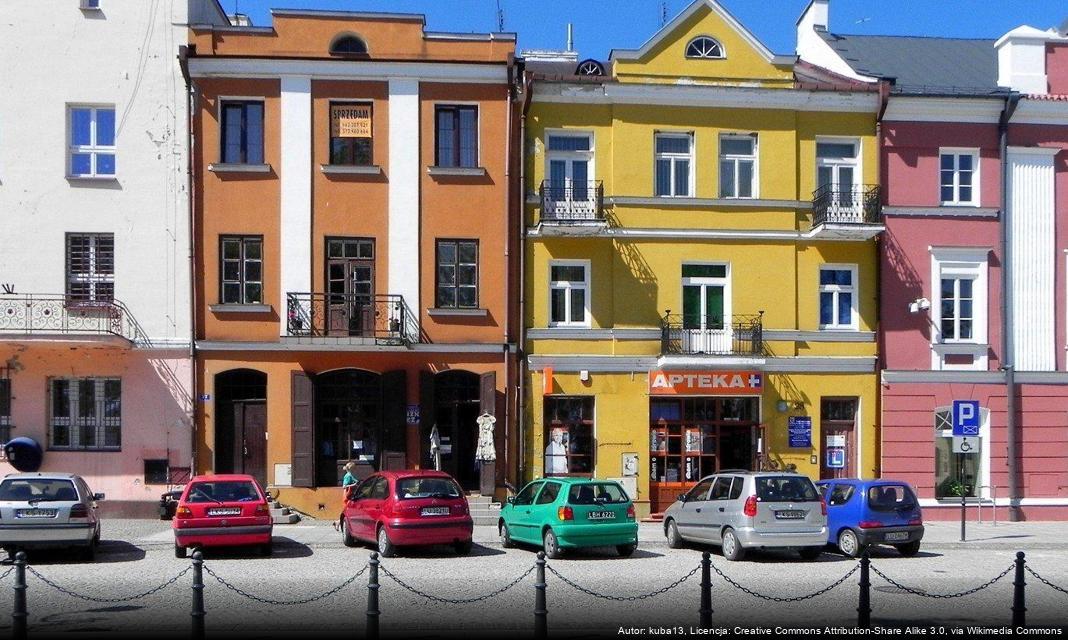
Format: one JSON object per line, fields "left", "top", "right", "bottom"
{"left": 815, "top": 136, "right": 861, "bottom": 191}
{"left": 80, "top": 0, "right": 101, "bottom": 9}
{"left": 930, "top": 248, "right": 989, "bottom": 370}
{"left": 67, "top": 105, "right": 116, "bottom": 178}
{"left": 718, "top": 133, "right": 758, "bottom": 199}
{"left": 548, "top": 260, "right": 590, "bottom": 328}
{"left": 818, "top": 264, "right": 858, "bottom": 330}
{"left": 544, "top": 130, "right": 595, "bottom": 185}
{"left": 654, "top": 132, "right": 694, "bottom": 198}
{"left": 930, "top": 406, "right": 991, "bottom": 503}
{"left": 681, "top": 262, "right": 732, "bottom": 328}
{"left": 685, "top": 36, "right": 725, "bottom": 60}
{"left": 939, "top": 148, "right": 980, "bottom": 207}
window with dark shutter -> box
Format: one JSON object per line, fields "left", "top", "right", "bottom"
{"left": 290, "top": 371, "right": 315, "bottom": 488}
{"left": 66, "top": 233, "right": 114, "bottom": 305}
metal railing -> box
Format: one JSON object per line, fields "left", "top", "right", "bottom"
{"left": 539, "top": 180, "right": 604, "bottom": 222}
{"left": 661, "top": 313, "right": 764, "bottom": 356}
{"left": 812, "top": 183, "right": 881, "bottom": 226}
{"left": 977, "top": 484, "right": 998, "bottom": 526}
{"left": 0, "top": 294, "right": 149, "bottom": 345}
{"left": 286, "top": 293, "right": 418, "bottom": 346}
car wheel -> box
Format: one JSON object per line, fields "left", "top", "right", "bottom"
{"left": 542, "top": 529, "right": 562, "bottom": 560}
{"left": 721, "top": 528, "right": 746, "bottom": 561}
{"left": 798, "top": 546, "right": 823, "bottom": 561}
{"left": 454, "top": 540, "right": 473, "bottom": 556}
{"left": 616, "top": 543, "right": 637, "bottom": 558}
{"left": 838, "top": 529, "right": 865, "bottom": 558}
{"left": 260, "top": 540, "right": 273, "bottom": 557}
{"left": 895, "top": 540, "right": 921, "bottom": 557}
{"left": 377, "top": 526, "right": 396, "bottom": 558}
{"left": 81, "top": 542, "right": 96, "bottom": 562}
{"left": 174, "top": 544, "right": 186, "bottom": 559}
{"left": 341, "top": 518, "right": 358, "bottom": 548}
{"left": 499, "top": 521, "right": 514, "bottom": 548}
{"left": 665, "top": 519, "right": 684, "bottom": 549}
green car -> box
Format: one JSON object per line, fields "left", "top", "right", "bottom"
{"left": 498, "top": 478, "right": 639, "bottom": 558}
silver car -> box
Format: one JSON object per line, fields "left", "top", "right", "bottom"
{"left": 0, "top": 473, "right": 104, "bottom": 559}
{"left": 662, "top": 471, "right": 827, "bottom": 561}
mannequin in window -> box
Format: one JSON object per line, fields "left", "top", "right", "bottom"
{"left": 545, "top": 428, "right": 568, "bottom": 475}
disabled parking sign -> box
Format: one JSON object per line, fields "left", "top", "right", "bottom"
{"left": 952, "top": 400, "right": 980, "bottom": 436}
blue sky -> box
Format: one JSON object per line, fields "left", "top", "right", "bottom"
{"left": 223, "top": 0, "right": 1068, "bottom": 59}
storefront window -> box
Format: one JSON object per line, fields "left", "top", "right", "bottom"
{"left": 543, "top": 397, "right": 594, "bottom": 475}
{"left": 650, "top": 398, "right": 758, "bottom": 486}
{"left": 934, "top": 408, "right": 981, "bottom": 498}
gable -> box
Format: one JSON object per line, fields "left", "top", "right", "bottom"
{"left": 611, "top": 0, "right": 792, "bottom": 85}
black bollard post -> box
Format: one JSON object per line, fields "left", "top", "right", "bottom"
{"left": 191, "top": 550, "right": 205, "bottom": 640}
{"left": 1012, "top": 551, "right": 1026, "bottom": 628}
{"left": 367, "top": 552, "right": 380, "bottom": 640}
{"left": 699, "top": 552, "right": 712, "bottom": 628}
{"left": 13, "top": 551, "right": 27, "bottom": 640}
{"left": 857, "top": 552, "right": 871, "bottom": 629}
{"left": 535, "top": 552, "right": 547, "bottom": 640}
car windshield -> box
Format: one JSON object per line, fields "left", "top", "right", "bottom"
{"left": 186, "top": 481, "right": 260, "bottom": 504}
{"left": 568, "top": 483, "right": 628, "bottom": 505}
{"left": 0, "top": 479, "right": 78, "bottom": 502}
{"left": 867, "top": 484, "right": 917, "bottom": 511}
{"left": 396, "top": 477, "right": 462, "bottom": 500}
{"left": 755, "top": 476, "right": 820, "bottom": 502}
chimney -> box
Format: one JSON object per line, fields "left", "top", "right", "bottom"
{"left": 567, "top": 23, "right": 574, "bottom": 53}
{"left": 797, "top": 0, "right": 829, "bottom": 33}
{"left": 995, "top": 25, "right": 1051, "bottom": 94}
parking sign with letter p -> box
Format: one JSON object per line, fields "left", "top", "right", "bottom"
{"left": 952, "top": 400, "right": 980, "bottom": 436}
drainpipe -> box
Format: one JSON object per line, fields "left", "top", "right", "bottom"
{"left": 999, "top": 92, "right": 1021, "bottom": 522}
{"left": 502, "top": 55, "right": 516, "bottom": 490}
{"left": 179, "top": 45, "right": 199, "bottom": 477}
{"left": 517, "top": 70, "right": 534, "bottom": 485}
{"left": 873, "top": 80, "right": 890, "bottom": 480}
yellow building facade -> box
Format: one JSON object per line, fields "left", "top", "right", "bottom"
{"left": 522, "top": 0, "right": 884, "bottom": 517}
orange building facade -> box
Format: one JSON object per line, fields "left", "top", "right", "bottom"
{"left": 185, "top": 10, "right": 519, "bottom": 516}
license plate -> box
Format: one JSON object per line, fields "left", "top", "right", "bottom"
{"left": 587, "top": 510, "right": 616, "bottom": 520}
{"left": 775, "top": 510, "right": 806, "bottom": 520}
{"left": 885, "top": 531, "right": 909, "bottom": 542}
{"left": 421, "top": 507, "right": 450, "bottom": 516}
{"left": 16, "top": 509, "right": 57, "bottom": 519}
{"left": 208, "top": 507, "right": 242, "bottom": 516}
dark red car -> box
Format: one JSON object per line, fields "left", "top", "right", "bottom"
{"left": 340, "top": 470, "right": 473, "bottom": 557}
{"left": 172, "top": 474, "right": 273, "bottom": 558}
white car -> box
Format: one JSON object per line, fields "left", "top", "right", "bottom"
{"left": 0, "top": 473, "right": 104, "bottom": 559}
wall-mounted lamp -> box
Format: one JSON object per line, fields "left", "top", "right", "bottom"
{"left": 777, "top": 400, "right": 804, "bottom": 413}
{"left": 908, "top": 297, "right": 931, "bottom": 314}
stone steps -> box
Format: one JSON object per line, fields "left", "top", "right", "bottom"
{"left": 268, "top": 500, "right": 302, "bottom": 525}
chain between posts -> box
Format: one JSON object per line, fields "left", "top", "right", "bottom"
{"left": 0, "top": 567, "right": 14, "bottom": 582}
{"left": 546, "top": 563, "right": 701, "bottom": 602}
{"left": 870, "top": 563, "right": 1014, "bottom": 598}
{"left": 711, "top": 562, "right": 859, "bottom": 603}
{"left": 202, "top": 563, "right": 368, "bottom": 605}
{"left": 380, "top": 564, "right": 536, "bottom": 604}
{"left": 1025, "top": 566, "right": 1068, "bottom": 596}
{"left": 26, "top": 565, "right": 192, "bottom": 603}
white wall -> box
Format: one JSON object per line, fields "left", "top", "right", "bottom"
{"left": 0, "top": 0, "right": 224, "bottom": 344}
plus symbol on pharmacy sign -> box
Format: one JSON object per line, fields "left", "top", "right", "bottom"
{"left": 748, "top": 374, "right": 762, "bottom": 389}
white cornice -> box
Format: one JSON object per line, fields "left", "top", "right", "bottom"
{"left": 187, "top": 58, "right": 509, "bottom": 84}
{"left": 528, "top": 225, "right": 882, "bottom": 243}
{"left": 1006, "top": 145, "right": 1062, "bottom": 157}
{"left": 527, "top": 354, "right": 875, "bottom": 373}
{"left": 532, "top": 82, "right": 879, "bottom": 113}
{"left": 1012, "top": 99, "right": 1068, "bottom": 126}
{"left": 882, "top": 96, "right": 1005, "bottom": 124}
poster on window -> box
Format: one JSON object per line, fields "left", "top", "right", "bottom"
{"left": 331, "top": 104, "right": 372, "bottom": 138}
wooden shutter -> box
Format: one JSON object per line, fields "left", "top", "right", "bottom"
{"left": 381, "top": 370, "right": 407, "bottom": 455}
{"left": 419, "top": 370, "right": 436, "bottom": 468}
{"left": 290, "top": 370, "right": 315, "bottom": 488}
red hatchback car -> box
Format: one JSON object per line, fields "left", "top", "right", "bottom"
{"left": 173, "top": 475, "right": 273, "bottom": 558}
{"left": 340, "top": 471, "right": 473, "bottom": 557}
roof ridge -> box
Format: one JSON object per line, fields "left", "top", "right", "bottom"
{"left": 828, "top": 31, "right": 996, "bottom": 43}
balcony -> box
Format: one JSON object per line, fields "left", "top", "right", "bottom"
{"left": 285, "top": 293, "right": 419, "bottom": 346}
{"left": 661, "top": 313, "right": 764, "bottom": 357}
{"left": 811, "top": 184, "right": 883, "bottom": 239}
{"left": 0, "top": 294, "right": 149, "bottom": 345}
{"left": 539, "top": 180, "right": 605, "bottom": 224}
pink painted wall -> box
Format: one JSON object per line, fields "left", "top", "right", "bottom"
{"left": 882, "top": 121, "right": 1001, "bottom": 208}
{"left": 0, "top": 343, "right": 193, "bottom": 514}
{"left": 1048, "top": 43, "right": 1068, "bottom": 95}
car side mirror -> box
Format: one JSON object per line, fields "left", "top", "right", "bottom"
{"left": 93, "top": 493, "right": 105, "bottom": 501}
{"left": 506, "top": 496, "right": 515, "bottom": 505}
{"left": 677, "top": 493, "right": 688, "bottom": 503}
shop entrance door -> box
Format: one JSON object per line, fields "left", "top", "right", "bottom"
{"left": 820, "top": 398, "right": 857, "bottom": 480}
{"left": 233, "top": 402, "right": 268, "bottom": 489}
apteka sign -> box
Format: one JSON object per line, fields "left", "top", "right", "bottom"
{"left": 648, "top": 370, "right": 763, "bottom": 395}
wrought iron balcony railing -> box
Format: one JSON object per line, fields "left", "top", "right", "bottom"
{"left": 812, "top": 184, "right": 881, "bottom": 226}
{"left": 286, "top": 293, "right": 419, "bottom": 346}
{"left": 0, "top": 294, "right": 149, "bottom": 345}
{"left": 661, "top": 313, "right": 764, "bottom": 356}
{"left": 539, "top": 180, "right": 605, "bottom": 222}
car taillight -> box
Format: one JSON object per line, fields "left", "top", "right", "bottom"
{"left": 743, "top": 495, "right": 758, "bottom": 517}
{"left": 626, "top": 504, "right": 635, "bottom": 520}
{"left": 858, "top": 520, "right": 882, "bottom": 529}
{"left": 255, "top": 503, "right": 270, "bottom": 515}
{"left": 176, "top": 506, "right": 192, "bottom": 519}
{"left": 820, "top": 497, "right": 828, "bottom": 516}
{"left": 70, "top": 504, "right": 89, "bottom": 518}
{"left": 558, "top": 506, "right": 573, "bottom": 521}
{"left": 908, "top": 517, "right": 922, "bottom": 526}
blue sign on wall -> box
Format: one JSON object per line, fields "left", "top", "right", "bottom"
{"left": 952, "top": 400, "right": 980, "bottom": 436}
{"left": 406, "top": 405, "right": 420, "bottom": 425}
{"left": 788, "top": 416, "right": 812, "bottom": 448}
{"left": 827, "top": 448, "right": 846, "bottom": 469}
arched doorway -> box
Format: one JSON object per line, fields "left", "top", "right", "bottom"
{"left": 214, "top": 369, "right": 268, "bottom": 488}
{"left": 432, "top": 370, "right": 481, "bottom": 491}
{"left": 315, "top": 369, "right": 399, "bottom": 487}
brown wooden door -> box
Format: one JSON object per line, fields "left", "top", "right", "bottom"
{"left": 233, "top": 401, "right": 268, "bottom": 488}
{"left": 326, "top": 239, "right": 375, "bottom": 337}
{"left": 820, "top": 398, "right": 857, "bottom": 480}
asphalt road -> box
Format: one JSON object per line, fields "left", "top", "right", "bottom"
{"left": 0, "top": 521, "right": 1066, "bottom": 638}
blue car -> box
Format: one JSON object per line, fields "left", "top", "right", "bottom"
{"left": 815, "top": 479, "right": 924, "bottom": 558}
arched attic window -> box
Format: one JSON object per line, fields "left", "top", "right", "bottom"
{"left": 575, "top": 59, "right": 605, "bottom": 76}
{"left": 685, "top": 36, "right": 724, "bottom": 59}
{"left": 330, "top": 34, "right": 368, "bottom": 56}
